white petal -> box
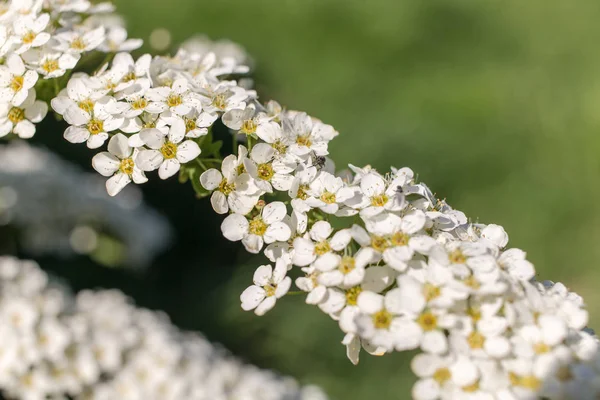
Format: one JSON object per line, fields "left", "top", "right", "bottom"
{"left": 264, "top": 222, "right": 291, "bottom": 244}
{"left": 310, "top": 221, "right": 333, "bottom": 242}
{"left": 158, "top": 159, "right": 181, "bottom": 179}
{"left": 250, "top": 143, "right": 275, "bottom": 164}
{"left": 329, "top": 229, "right": 352, "bottom": 251}
{"left": 176, "top": 140, "right": 201, "bottom": 163}
{"left": 356, "top": 291, "right": 384, "bottom": 314}
{"left": 92, "top": 152, "right": 119, "bottom": 176}
{"left": 255, "top": 296, "right": 276, "bottom": 316}
{"left": 210, "top": 191, "right": 229, "bottom": 214}
{"left": 221, "top": 214, "right": 248, "bottom": 241}
{"left": 401, "top": 211, "right": 426, "bottom": 234}
{"left": 200, "top": 169, "right": 224, "bottom": 190}
{"left": 64, "top": 126, "right": 89, "bottom": 143}
{"left": 139, "top": 128, "right": 166, "bottom": 149}
{"left": 107, "top": 133, "right": 132, "bottom": 159}
{"left": 262, "top": 201, "right": 287, "bottom": 224}
{"left": 136, "top": 150, "right": 163, "bottom": 171}
{"left": 242, "top": 234, "right": 264, "bottom": 254}
{"left": 253, "top": 264, "right": 273, "bottom": 286}
{"left": 275, "top": 276, "right": 291, "bottom": 298}
{"left": 106, "top": 173, "right": 132, "bottom": 196}
{"left": 360, "top": 173, "right": 385, "bottom": 196}
{"left": 412, "top": 379, "right": 439, "bottom": 400}
{"left": 241, "top": 286, "right": 265, "bottom": 311}
{"left": 421, "top": 330, "right": 447, "bottom": 354}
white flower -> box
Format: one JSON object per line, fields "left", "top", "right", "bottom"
{"left": 295, "top": 266, "right": 328, "bottom": 305}
{"left": 11, "top": 13, "right": 51, "bottom": 54}
{"left": 197, "top": 79, "right": 249, "bottom": 113}
{"left": 145, "top": 79, "right": 200, "bottom": 116}
{"left": 200, "top": 149, "right": 260, "bottom": 215}
{"left": 354, "top": 290, "right": 404, "bottom": 351}
{"left": 240, "top": 259, "right": 292, "bottom": 316}
{"left": 283, "top": 112, "right": 338, "bottom": 156}
{"left": 62, "top": 96, "right": 124, "bottom": 149}
{"left": 53, "top": 26, "right": 106, "bottom": 55}
{"left": 221, "top": 201, "right": 291, "bottom": 254}
{"left": 0, "top": 54, "right": 38, "bottom": 106}
{"left": 23, "top": 50, "right": 79, "bottom": 79}
{"left": 350, "top": 171, "right": 406, "bottom": 218}
{"left": 292, "top": 221, "right": 352, "bottom": 267}
{"left": 99, "top": 26, "right": 143, "bottom": 53}
{"left": 305, "top": 171, "right": 355, "bottom": 214}
{"left": 497, "top": 248, "right": 535, "bottom": 281}
{"left": 316, "top": 247, "right": 377, "bottom": 288}
{"left": 222, "top": 104, "right": 269, "bottom": 136}
{"left": 243, "top": 143, "right": 296, "bottom": 193}
{"left": 0, "top": 89, "right": 47, "bottom": 139}
{"left": 135, "top": 119, "right": 201, "bottom": 180}
{"left": 92, "top": 133, "right": 148, "bottom": 196}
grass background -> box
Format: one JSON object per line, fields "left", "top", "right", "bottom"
{"left": 41, "top": 1, "right": 600, "bottom": 398}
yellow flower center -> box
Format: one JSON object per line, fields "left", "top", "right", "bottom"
{"left": 509, "top": 373, "right": 541, "bottom": 390}
{"left": 467, "top": 307, "right": 481, "bottom": 322}
{"left": 237, "top": 163, "right": 246, "bottom": 175}
{"left": 296, "top": 135, "right": 312, "bottom": 147}
{"left": 185, "top": 118, "right": 196, "bottom": 132}
{"left": 390, "top": 232, "right": 409, "bottom": 246}
{"left": 166, "top": 94, "right": 183, "bottom": 108}
{"left": 422, "top": 283, "right": 441, "bottom": 302}
{"left": 533, "top": 342, "right": 550, "bottom": 354}
{"left": 314, "top": 240, "right": 331, "bottom": 256}
{"left": 462, "top": 381, "right": 479, "bottom": 393}
{"left": 7, "top": 107, "right": 25, "bottom": 124}
{"left": 320, "top": 191, "right": 336, "bottom": 204}
{"left": 9, "top": 76, "right": 24, "bottom": 93}
{"left": 272, "top": 140, "right": 287, "bottom": 154}
{"left": 87, "top": 119, "right": 104, "bottom": 135}
{"left": 78, "top": 99, "right": 94, "bottom": 114}
{"left": 417, "top": 312, "right": 438, "bottom": 331}
{"left": 556, "top": 366, "right": 572, "bottom": 382}
{"left": 449, "top": 249, "right": 467, "bottom": 264}
{"left": 372, "top": 309, "right": 393, "bottom": 329}
{"left": 42, "top": 59, "right": 59, "bottom": 74}
{"left": 463, "top": 275, "right": 481, "bottom": 290}
{"left": 240, "top": 119, "right": 257, "bottom": 135}
{"left": 160, "top": 142, "right": 178, "bottom": 159}
{"left": 296, "top": 184, "right": 309, "bottom": 200}
{"left": 370, "top": 194, "right": 389, "bottom": 207}
{"left": 467, "top": 331, "right": 485, "bottom": 349}
{"left": 264, "top": 284, "right": 276, "bottom": 297}
{"left": 119, "top": 158, "right": 135, "bottom": 175}
{"left": 218, "top": 178, "right": 235, "bottom": 195}
{"left": 131, "top": 98, "right": 148, "bottom": 110}
{"left": 339, "top": 256, "right": 356, "bottom": 274}
{"left": 70, "top": 37, "right": 86, "bottom": 51}
{"left": 345, "top": 286, "right": 362, "bottom": 305}
{"left": 22, "top": 31, "right": 36, "bottom": 44}
{"left": 433, "top": 368, "right": 451, "bottom": 384}
{"left": 257, "top": 163, "right": 274, "bottom": 181}
{"left": 212, "top": 94, "right": 227, "bottom": 110}
{"left": 371, "top": 235, "right": 389, "bottom": 252}
{"left": 123, "top": 72, "right": 136, "bottom": 82}
{"left": 248, "top": 217, "right": 268, "bottom": 236}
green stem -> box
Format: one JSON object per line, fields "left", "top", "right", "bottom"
{"left": 232, "top": 132, "right": 238, "bottom": 155}
{"left": 247, "top": 135, "right": 253, "bottom": 151}
{"left": 286, "top": 291, "right": 305, "bottom": 296}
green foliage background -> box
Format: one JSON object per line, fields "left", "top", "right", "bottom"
{"left": 92, "top": 0, "right": 600, "bottom": 398}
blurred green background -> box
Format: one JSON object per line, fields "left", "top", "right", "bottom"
{"left": 17, "top": 0, "right": 600, "bottom": 398}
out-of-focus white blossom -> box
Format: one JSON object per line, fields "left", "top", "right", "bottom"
{"left": 0, "top": 256, "right": 328, "bottom": 400}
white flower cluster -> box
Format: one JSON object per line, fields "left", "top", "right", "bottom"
{"left": 0, "top": 141, "right": 171, "bottom": 267}
{"left": 50, "top": 35, "right": 251, "bottom": 195}
{"left": 42, "top": 12, "right": 600, "bottom": 400}
{"left": 0, "top": 256, "right": 328, "bottom": 400}
{"left": 0, "top": 0, "right": 141, "bottom": 140}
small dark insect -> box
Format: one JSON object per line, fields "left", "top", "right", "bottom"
{"left": 395, "top": 185, "right": 404, "bottom": 194}
{"left": 312, "top": 155, "right": 327, "bottom": 170}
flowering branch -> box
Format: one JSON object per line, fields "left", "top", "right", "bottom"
{"left": 1, "top": 0, "right": 598, "bottom": 399}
